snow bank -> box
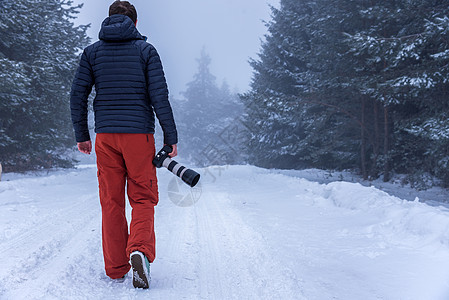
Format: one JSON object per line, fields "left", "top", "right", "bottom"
{"left": 323, "top": 181, "right": 449, "bottom": 249}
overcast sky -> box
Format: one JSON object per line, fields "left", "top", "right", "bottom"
{"left": 72, "top": 0, "right": 279, "bottom": 97}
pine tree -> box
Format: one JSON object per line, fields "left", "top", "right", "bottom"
{"left": 345, "top": 0, "right": 449, "bottom": 184}
{"left": 0, "top": 0, "right": 90, "bottom": 171}
{"left": 244, "top": 0, "right": 449, "bottom": 186}
{"left": 176, "top": 49, "right": 243, "bottom": 166}
{"left": 242, "top": 0, "right": 349, "bottom": 169}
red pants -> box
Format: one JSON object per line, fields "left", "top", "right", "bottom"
{"left": 95, "top": 133, "right": 159, "bottom": 279}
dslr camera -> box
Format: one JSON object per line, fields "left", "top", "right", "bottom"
{"left": 152, "top": 145, "right": 200, "bottom": 187}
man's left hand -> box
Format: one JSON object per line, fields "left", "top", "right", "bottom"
{"left": 77, "top": 140, "right": 92, "bottom": 155}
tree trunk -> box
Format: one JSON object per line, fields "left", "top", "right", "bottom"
{"left": 383, "top": 106, "right": 390, "bottom": 182}
{"left": 361, "top": 97, "right": 367, "bottom": 180}
{"left": 371, "top": 99, "right": 380, "bottom": 178}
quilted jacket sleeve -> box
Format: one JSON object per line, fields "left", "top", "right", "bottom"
{"left": 146, "top": 45, "right": 178, "bottom": 145}
{"left": 70, "top": 49, "right": 94, "bottom": 143}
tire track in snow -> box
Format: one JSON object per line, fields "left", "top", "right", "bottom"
{"left": 5, "top": 213, "right": 100, "bottom": 299}
{"left": 191, "top": 187, "right": 305, "bottom": 300}
{"left": 0, "top": 193, "right": 101, "bottom": 298}
{"left": 151, "top": 199, "right": 198, "bottom": 295}
{"left": 0, "top": 193, "right": 98, "bottom": 257}
{"left": 193, "top": 194, "right": 227, "bottom": 300}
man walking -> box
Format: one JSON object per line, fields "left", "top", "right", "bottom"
{"left": 70, "top": 1, "right": 177, "bottom": 289}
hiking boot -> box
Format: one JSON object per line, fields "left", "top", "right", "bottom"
{"left": 130, "top": 251, "right": 151, "bottom": 289}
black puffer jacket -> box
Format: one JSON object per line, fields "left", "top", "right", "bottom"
{"left": 70, "top": 14, "right": 178, "bottom": 145}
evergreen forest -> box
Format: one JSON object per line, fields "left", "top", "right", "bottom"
{"left": 242, "top": 0, "right": 449, "bottom": 188}
{"left": 0, "top": 0, "right": 89, "bottom": 171}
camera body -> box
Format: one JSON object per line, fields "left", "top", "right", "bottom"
{"left": 152, "top": 145, "right": 200, "bottom": 187}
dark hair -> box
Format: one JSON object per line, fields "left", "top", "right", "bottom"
{"left": 109, "top": 1, "right": 137, "bottom": 23}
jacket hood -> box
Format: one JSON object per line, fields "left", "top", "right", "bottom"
{"left": 99, "top": 14, "right": 145, "bottom": 41}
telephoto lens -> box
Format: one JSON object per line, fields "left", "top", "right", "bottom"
{"left": 152, "top": 145, "right": 200, "bottom": 187}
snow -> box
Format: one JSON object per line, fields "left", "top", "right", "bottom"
{"left": 1, "top": 164, "right": 449, "bottom": 299}
{"left": 406, "top": 118, "right": 449, "bottom": 141}
{"left": 393, "top": 74, "right": 435, "bottom": 89}
{"left": 431, "top": 49, "right": 449, "bottom": 59}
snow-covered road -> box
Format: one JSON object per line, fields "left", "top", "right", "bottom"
{"left": 1, "top": 165, "right": 449, "bottom": 299}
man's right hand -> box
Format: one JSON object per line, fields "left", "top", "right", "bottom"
{"left": 167, "top": 144, "right": 177, "bottom": 158}
{"left": 77, "top": 140, "right": 92, "bottom": 155}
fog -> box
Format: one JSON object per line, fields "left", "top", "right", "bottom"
{"left": 72, "top": 0, "right": 279, "bottom": 97}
